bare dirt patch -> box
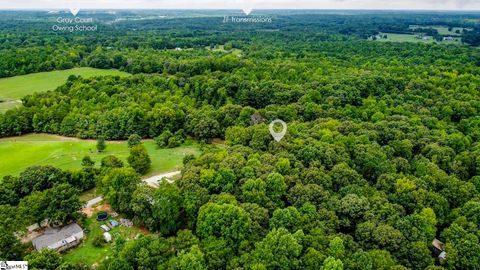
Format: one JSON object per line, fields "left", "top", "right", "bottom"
{"left": 82, "top": 203, "right": 113, "bottom": 218}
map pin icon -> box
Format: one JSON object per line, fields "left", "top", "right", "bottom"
{"left": 269, "top": 119, "right": 287, "bottom": 142}
{"left": 69, "top": 0, "right": 80, "bottom": 16}
{"left": 242, "top": 7, "right": 253, "bottom": 15}
{"left": 69, "top": 7, "right": 80, "bottom": 16}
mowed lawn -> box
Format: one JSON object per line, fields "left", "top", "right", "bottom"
{"left": 0, "top": 134, "right": 201, "bottom": 179}
{"left": 409, "top": 25, "right": 469, "bottom": 36}
{"left": 377, "top": 33, "right": 435, "bottom": 43}
{"left": 376, "top": 32, "right": 462, "bottom": 45}
{"left": 0, "top": 68, "right": 130, "bottom": 112}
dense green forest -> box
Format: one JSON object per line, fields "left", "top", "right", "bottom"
{"left": 1, "top": 10, "right": 480, "bottom": 270}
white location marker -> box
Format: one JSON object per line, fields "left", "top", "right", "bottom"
{"left": 269, "top": 119, "right": 287, "bottom": 142}
{"left": 69, "top": 7, "right": 80, "bottom": 16}
{"left": 242, "top": 7, "right": 253, "bottom": 15}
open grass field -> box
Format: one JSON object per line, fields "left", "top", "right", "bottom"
{"left": 435, "top": 26, "right": 464, "bottom": 36}
{"left": 376, "top": 33, "right": 435, "bottom": 43}
{"left": 376, "top": 32, "right": 462, "bottom": 45}
{"left": 409, "top": 25, "right": 471, "bottom": 36}
{"left": 206, "top": 44, "right": 243, "bottom": 56}
{"left": 0, "top": 134, "right": 201, "bottom": 179}
{"left": 0, "top": 68, "right": 130, "bottom": 113}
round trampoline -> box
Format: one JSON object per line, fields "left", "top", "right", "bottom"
{"left": 96, "top": 212, "right": 108, "bottom": 221}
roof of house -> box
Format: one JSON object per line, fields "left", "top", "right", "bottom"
{"left": 439, "top": 251, "right": 447, "bottom": 260}
{"left": 31, "top": 223, "right": 83, "bottom": 250}
{"left": 432, "top": 239, "right": 445, "bottom": 251}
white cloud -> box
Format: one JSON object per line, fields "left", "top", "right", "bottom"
{"left": 0, "top": 0, "right": 479, "bottom": 10}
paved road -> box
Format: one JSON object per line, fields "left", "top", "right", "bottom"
{"left": 83, "top": 171, "right": 181, "bottom": 208}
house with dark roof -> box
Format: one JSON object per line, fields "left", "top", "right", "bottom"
{"left": 31, "top": 223, "right": 84, "bottom": 252}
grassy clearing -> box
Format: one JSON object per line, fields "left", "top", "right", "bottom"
{"left": 376, "top": 33, "right": 435, "bottom": 43}
{"left": 0, "top": 134, "right": 201, "bottom": 179}
{"left": 464, "top": 19, "right": 480, "bottom": 24}
{"left": 0, "top": 100, "right": 22, "bottom": 113}
{"left": 441, "top": 37, "right": 463, "bottom": 44}
{"left": 409, "top": 25, "right": 470, "bottom": 36}
{"left": 79, "top": 187, "right": 101, "bottom": 202}
{"left": 0, "top": 68, "right": 130, "bottom": 113}
{"left": 63, "top": 214, "right": 147, "bottom": 265}
{"left": 375, "top": 32, "right": 462, "bottom": 45}
{"left": 435, "top": 26, "right": 464, "bottom": 36}
{"left": 206, "top": 44, "right": 242, "bottom": 56}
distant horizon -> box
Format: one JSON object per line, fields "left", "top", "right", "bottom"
{"left": 1, "top": 8, "right": 480, "bottom": 12}
{"left": 1, "top": 0, "right": 480, "bottom": 12}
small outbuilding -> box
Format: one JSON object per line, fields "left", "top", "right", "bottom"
{"left": 432, "top": 239, "right": 447, "bottom": 262}
{"left": 27, "top": 218, "right": 49, "bottom": 232}
{"left": 103, "top": 232, "right": 112, "bottom": 242}
{"left": 100, "top": 224, "right": 111, "bottom": 232}
{"left": 110, "top": 220, "right": 119, "bottom": 227}
{"left": 439, "top": 251, "right": 447, "bottom": 262}
{"left": 250, "top": 112, "right": 265, "bottom": 125}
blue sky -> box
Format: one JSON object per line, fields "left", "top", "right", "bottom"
{"left": 0, "top": 0, "right": 479, "bottom": 10}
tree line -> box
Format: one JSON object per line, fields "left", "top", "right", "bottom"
{"left": 0, "top": 10, "right": 480, "bottom": 270}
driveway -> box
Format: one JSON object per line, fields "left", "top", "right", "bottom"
{"left": 143, "top": 171, "right": 181, "bottom": 187}
{"left": 85, "top": 196, "right": 103, "bottom": 207}
{"left": 82, "top": 170, "right": 181, "bottom": 209}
